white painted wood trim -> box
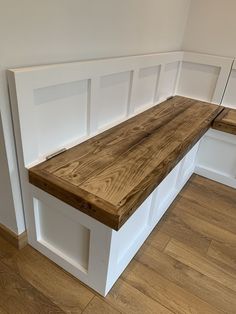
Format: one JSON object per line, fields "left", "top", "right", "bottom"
{"left": 195, "top": 166, "right": 236, "bottom": 189}
{"left": 182, "top": 51, "right": 234, "bottom": 104}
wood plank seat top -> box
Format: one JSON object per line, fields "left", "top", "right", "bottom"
{"left": 28, "top": 96, "right": 223, "bottom": 230}
{"left": 212, "top": 107, "right": 236, "bottom": 135}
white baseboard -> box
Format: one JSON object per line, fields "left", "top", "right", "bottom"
{"left": 195, "top": 165, "right": 236, "bottom": 189}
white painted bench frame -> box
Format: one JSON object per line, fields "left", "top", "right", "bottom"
{"left": 178, "top": 51, "right": 233, "bottom": 104}
{"left": 7, "top": 51, "right": 236, "bottom": 296}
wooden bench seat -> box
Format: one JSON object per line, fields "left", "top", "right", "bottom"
{"left": 212, "top": 107, "right": 236, "bottom": 135}
{"left": 28, "top": 96, "right": 223, "bottom": 230}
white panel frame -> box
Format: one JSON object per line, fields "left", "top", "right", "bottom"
{"left": 130, "top": 65, "right": 161, "bottom": 114}
{"left": 8, "top": 51, "right": 183, "bottom": 168}
{"left": 158, "top": 60, "right": 181, "bottom": 103}
{"left": 178, "top": 52, "right": 234, "bottom": 104}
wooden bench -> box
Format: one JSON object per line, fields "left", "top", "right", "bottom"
{"left": 7, "top": 51, "right": 235, "bottom": 297}
{"left": 29, "top": 96, "right": 223, "bottom": 231}
{"left": 195, "top": 106, "right": 236, "bottom": 189}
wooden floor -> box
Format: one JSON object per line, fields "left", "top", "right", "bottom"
{"left": 0, "top": 175, "right": 236, "bottom": 313}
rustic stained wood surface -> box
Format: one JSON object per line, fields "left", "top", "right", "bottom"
{"left": 212, "top": 107, "right": 236, "bottom": 135}
{"left": 1, "top": 175, "right": 236, "bottom": 313}
{"left": 28, "top": 96, "right": 224, "bottom": 230}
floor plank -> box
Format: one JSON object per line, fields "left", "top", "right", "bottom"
{"left": 135, "top": 245, "right": 236, "bottom": 313}
{"left": 165, "top": 239, "right": 236, "bottom": 292}
{"left": 167, "top": 208, "right": 236, "bottom": 245}
{"left": 82, "top": 297, "right": 121, "bottom": 314}
{"left": 1, "top": 245, "right": 93, "bottom": 313}
{"left": 0, "top": 174, "right": 236, "bottom": 313}
{"left": 174, "top": 195, "right": 236, "bottom": 235}
{"left": 0, "top": 306, "right": 8, "bottom": 314}
{"left": 0, "top": 260, "right": 64, "bottom": 314}
{"left": 0, "top": 236, "right": 18, "bottom": 260}
{"left": 122, "top": 259, "right": 223, "bottom": 314}
{"left": 181, "top": 175, "right": 236, "bottom": 219}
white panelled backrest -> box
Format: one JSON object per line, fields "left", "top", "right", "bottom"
{"left": 158, "top": 61, "right": 181, "bottom": 103}
{"left": 7, "top": 51, "right": 183, "bottom": 168}
{"left": 222, "top": 59, "right": 236, "bottom": 109}
{"left": 177, "top": 52, "right": 233, "bottom": 104}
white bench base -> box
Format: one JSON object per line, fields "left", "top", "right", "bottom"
{"left": 27, "top": 142, "right": 199, "bottom": 296}
{"left": 26, "top": 128, "right": 236, "bottom": 296}
{"left": 196, "top": 129, "right": 236, "bottom": 189}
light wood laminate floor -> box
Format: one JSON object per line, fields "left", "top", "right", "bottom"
{"left": 0, "top": 174, "right": 235, "bottom": 313}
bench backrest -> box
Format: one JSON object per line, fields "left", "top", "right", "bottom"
{"left": 7, "top": 51, "right": 233, "bottom": 168}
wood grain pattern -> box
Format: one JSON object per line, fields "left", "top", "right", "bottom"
{"left": 0, "top": 236, "right": 18, "bottom": 260}
{"left": 157, "top": 209, "right": 212, "bottom": 254}
{"left": 136, "top": 244, "right": 236, "bottom": 314}
{"left": 106, "top": 279, "right": 172, "bottom": 314}
{"left": 0, "top": 259, "right": 64, "bottom": 313}
{"left": 180, "top": 175, "right": 236, "bottom": 220}
{"left": 172, "top": 209, "right": 236, "bottom": 245}
{"left": 0, "top": 175, "right": 235, "bottom": 313}
{"left": 173, "top": 195, "right": 236, "bottom": 235}
{"left": 29, "top": 96, "right": 224, "bottom": 230}
{"left": 207, "top": 241, "right": 236, "bottom": 270}
{"left": 1, "top": 245, "right": 94, "bottom": 313}
{"left": 144, "top": 229, "right": 170, "bottom": 251}
{"left": 0, "top": 306, "right": 8, "bottom": 314}
{"left": 212, "top": 107, "right": 236, "bottom": 135}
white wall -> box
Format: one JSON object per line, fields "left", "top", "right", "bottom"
{"left": 0, "top": 114, "right": 19, "bottom": 232}
{"left": 0, "top": 0, "right": 191, "bottom": 234}
{"left": 183, "top": 0, "right": 236, "bottom": 58}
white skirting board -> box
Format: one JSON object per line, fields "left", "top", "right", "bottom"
{"left": 195, "top": 129, "right": 236, "bottom": 189}
{"left": 27, "top": 142, "right": 199, "bottom": 296}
